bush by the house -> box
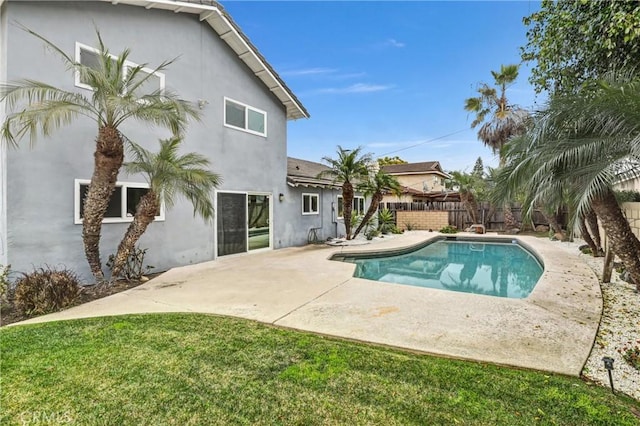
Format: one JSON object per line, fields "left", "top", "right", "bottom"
{"left": 14, "top": 266, "right": 81, "bottom": 316}
{"left": 107, "top": 246, "right": 154, "bottom": 282}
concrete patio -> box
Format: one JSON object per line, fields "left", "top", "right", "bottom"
{"left": 12, "top": 231, "right": 602, "bottom": 376}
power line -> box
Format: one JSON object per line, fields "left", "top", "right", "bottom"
{"left": 376, "top": 128, "right": 470, "bottom": 158}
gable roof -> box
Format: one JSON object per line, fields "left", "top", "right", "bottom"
{"left": 101, "top": 0, "right": 309, "bottom": 120}
{"left": 382, "top": 161, "right": 450, "bottom": 178}
{"left": 287, "top": 157, "right": 339, "bottom": 189}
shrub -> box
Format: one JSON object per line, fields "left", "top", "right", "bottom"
{"left": 14, "top": 266, "right": 81, "bottom": 316}
{"left": 365, "top": 229, "right": 380, "bottom": 240}
{"left": 107, "top": 246, "right": 155, "bottom": 282}
{"left": 377, "top": 208, "right": 395, "bottom": 234}
{"left": 390, "top": 225, "right": 404, "bottom": 234}
{"left": 439, "top": 225, "right": 458, "bottom": 234}
{"left": 614, "top": 190, "right": 640, "bottom": 203}
{"left": 404, "top": 222, "right": 417, "bottom": 231}
{"left": 618, "top": 341, "right": 640, "bottom": 371}
{"left": 0, "top": 264, "right": 11, "bottom": 309}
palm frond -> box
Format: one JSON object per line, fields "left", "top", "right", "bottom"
{"left": 124, "top": 137, "right": 222, "bottom": 222}
{"left": 1, "top": 82, "right": 96, "bottom": 147}
{"left": 319, "top": 145, "right": 372, "bottom": 184}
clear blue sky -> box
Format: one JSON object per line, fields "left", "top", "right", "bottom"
{"left": 221, "top": 1, "right": 543, "bottom": 172}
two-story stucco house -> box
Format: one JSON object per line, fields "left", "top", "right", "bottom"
{"left": 0, "top": 0, "right": 328, "bottom": 280}
{"left": 380, "top": 161, "right": 452, "bottom": 203}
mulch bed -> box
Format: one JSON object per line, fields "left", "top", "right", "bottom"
{"left": 0, "top": 275, "right": 160, "bottom": 327}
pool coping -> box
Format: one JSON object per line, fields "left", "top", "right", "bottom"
{"left": 10, "top": 231, "right": 602, "bottom": 376}
{"left": 277, "top": 232, "right": 602, "bottom": 376}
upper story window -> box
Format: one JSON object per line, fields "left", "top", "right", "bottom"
{"left": 224, "top": 97, "right": 267, "bottom": 137}
{"left": 337, "top": 195, "right": 365, "bottom": 219}
{"left": 75, "top": 42, "right": 165, "bottom": 96}
{"left": 74, "top": 179, "right": 165, "bottom": 224}
{"left": 302, "top": 193, "right": 319, "bottom": 215}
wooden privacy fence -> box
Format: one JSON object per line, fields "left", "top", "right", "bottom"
{"left": 380, "top": 202, "right": 566, "bottom": 231}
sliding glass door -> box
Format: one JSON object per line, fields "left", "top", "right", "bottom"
{"left": 217, "top": 192, "right": 271, "bottom": 256}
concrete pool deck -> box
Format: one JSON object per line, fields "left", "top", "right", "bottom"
{"left": 11, "top": 231, "right": 602, "bottom": 376}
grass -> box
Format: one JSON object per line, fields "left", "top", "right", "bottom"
{"left": 1, "top": 314, "right": 639, "bottom": 425}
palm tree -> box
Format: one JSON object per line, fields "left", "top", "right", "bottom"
{"left": 464, "top": 64, "right": 528, "bottom": 230}
{"left": 352, "top": 170, "right": 401, "bottom": 239}
{"left": 495, "top": 71, "right": 640, "bottom": 290}
{"left": 319, "top": 146, "right": 372, "bottom": 240}
{"left": 111, "top": 137, "right": 221, "bottom": 278}
{"left": 0, "top": 28, "right": 199, "bottom": 282}
{"left": 448, "top": 171, "right": 480, "bottom": 225}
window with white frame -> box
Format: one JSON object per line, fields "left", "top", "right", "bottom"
{"left": 302, "top": 193, "right": 319, "bottom": 215}
{"left": 74, "top": 179, "right": 164, "bottom": 224}
{"left": 337, "top": 195, "right": 365, "bottom": 219}
{"left": 224, "top": 97, "right": 267, "bottom": 137}
{"left": 75, "top": 42, "right": 165, "bottom": 96}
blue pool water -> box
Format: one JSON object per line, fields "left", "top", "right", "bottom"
{"left": 333, "top": 237, "right": 543, "bottom": 299}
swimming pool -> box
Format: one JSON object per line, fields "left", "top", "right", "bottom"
{"left": 331, "top": 236, "right": 544, "bottom": 299}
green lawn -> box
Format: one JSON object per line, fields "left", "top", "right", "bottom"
{"left": 1, "top": 314, "right": 638, "bottom": 425}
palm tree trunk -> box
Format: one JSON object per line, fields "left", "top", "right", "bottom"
{"left": 484, "top": 204, "right": 496, "bottom": 229}
{"left": 585, "top": 209, "right": 603, "bottom": 255}
{"left": 352, "top": 192, "right": 382, "bottom": 238}
{"left": 579, "top": 215, "right": 600, "bottom": 256}
{"left": 82, "top": 125, "right": 124, "bottom": 282}
{"left": 539, "top": 208, "right": 563, "bottom": 234}
{"left": 460, "top": 191, "right": 479, "bottom": 225}
{"left": 591, "top": 189, "right": 640, "bottom": 291}
{"left": 503, "top": 203, "right": 518, "bottom": 230}
{"left": 342, "top": 182, "right": 354, "bottom": 240}
{"left": 111, "top": 191, "right": 158, "bottom": 279}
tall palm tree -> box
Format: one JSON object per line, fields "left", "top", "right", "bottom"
{"left": 0, "top": 28, "right": 199, "bottom": 282}
{"left": 111, "top": 137, "right": 221, "bottom": 278}
{"left": 352, "top": 170, "right": 401, "bottom": 239}
{"left": 319, "top": 146, "right": 372, "bottom": 240}
{"left": 448, "top": 171, "right": 480, "bottom": 225}
{"left": 464, "top": 64, "right": 528, "bottom": 230}
{"left": 495, "top": 71, "right": 640, "bottom": 290}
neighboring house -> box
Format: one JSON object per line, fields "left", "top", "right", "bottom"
{"left": 284, "top": 157, "right": 366, "bottom": 243}
{"left": 381, "top": 161, "right": 452, "bottom": 203}
{"left": 0, "top": 0, "right": 312, "bottom": 279}
{"left": 613, "top": 160, "right": 640, "bottom": 192}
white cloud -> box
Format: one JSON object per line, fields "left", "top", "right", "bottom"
{"left": 328, "top": 72, "right": 367, "bottom": 80}
{"left": 316, "top": 83, "right": 394, "bottom": 94}
{"left": 281, "top": 67, "right": 336, "bottom": 77}
{"left": 384, "top": 38, "right": 405, "bottom": 48}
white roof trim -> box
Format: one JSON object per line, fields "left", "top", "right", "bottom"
{"left": 103, "top": 0, "right": 308, "bottom": 120}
